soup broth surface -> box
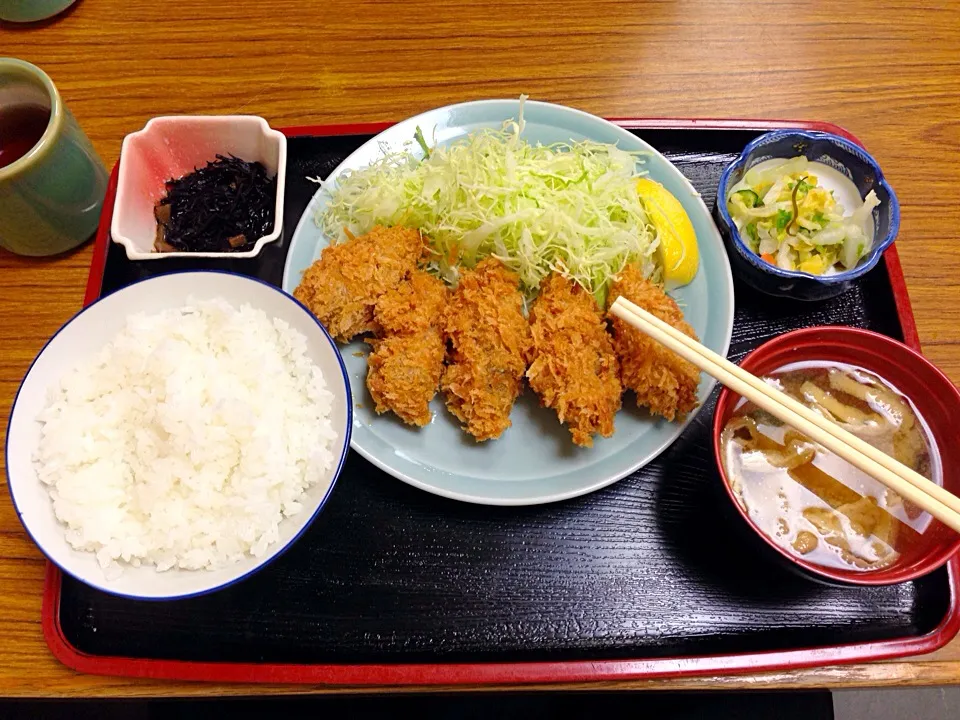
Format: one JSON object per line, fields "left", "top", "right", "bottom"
{"left": 722, "top": 361, "right": 940, "bottom": 572}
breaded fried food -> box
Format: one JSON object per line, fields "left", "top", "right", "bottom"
{"left": 293, "top": 225, "right": 424, "bottom": 342}
{"left": 527, "top": 273, "right": 622, "bottom": 447}
{"left": 607, "top": 263, "right": 700, "bottom": 421}
{"left": 366, "top": 270, "right": 449, "bottom": 427}
{"left": 441, "top": 258, "right": 533, "bottom": 442}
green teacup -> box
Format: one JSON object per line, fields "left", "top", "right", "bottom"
{"left": 0, "top": 58, "right": 107, "bottom": 256}
{"left": 0, "top": 0, "right": 76, "bottom": 22}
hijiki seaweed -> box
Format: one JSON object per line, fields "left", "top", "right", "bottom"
{"left": 154, "top": 155, "right": 277, "bottom": 253}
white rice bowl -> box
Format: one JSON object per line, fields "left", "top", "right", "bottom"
{"left": 6, "top": 272, "right": 351, "bottom": 600}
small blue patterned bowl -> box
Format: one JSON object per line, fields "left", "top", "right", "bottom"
{"left": 714, "top": 130, "right": 900, "bottom": 301}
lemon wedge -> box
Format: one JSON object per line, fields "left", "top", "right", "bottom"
{"left": 636, "top": 178, "right": 699, "bottom": 288}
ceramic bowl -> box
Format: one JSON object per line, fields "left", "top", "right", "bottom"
{"left": 713, "top": 326, "right": 960, "bottom": 586}
{"left": 715, "top": 130, "right": 899, "bottom": 301}
{"left": 6, "top": 271, "right": 351, "bottom": 600}
{"left": 0, "top": 0, "right": 76, "bottom": 22}
{"left": 111, "top": 115, "right": 286, "bottom": 260}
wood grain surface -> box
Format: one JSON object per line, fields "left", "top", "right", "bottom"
{"left": 1, "top": 0, "right": 959, "bottom": 697}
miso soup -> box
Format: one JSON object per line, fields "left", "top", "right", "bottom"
{"left": 721, "top": 362, "right": 940, "bottom": 571}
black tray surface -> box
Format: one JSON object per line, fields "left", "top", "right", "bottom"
{"left": 59, "top": 128, "right": 950, "bottom": 665}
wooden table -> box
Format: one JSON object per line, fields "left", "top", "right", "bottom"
{"left": 2, "top": 0, "right": 959, "bottom": 697}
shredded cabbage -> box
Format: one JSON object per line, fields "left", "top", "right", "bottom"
{"left": 316, "top": 103, "right": 659, "bottom": 305}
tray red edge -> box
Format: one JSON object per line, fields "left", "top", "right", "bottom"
{"left": 48, "top": 117, "right": 950, "bottom": 687}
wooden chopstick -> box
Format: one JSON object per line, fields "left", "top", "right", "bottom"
{"left": 609, "top": 296, "right": 960, "bottom": 535}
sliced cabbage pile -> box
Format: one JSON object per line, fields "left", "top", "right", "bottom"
{"left": 315, "top": 100, "right": 659, "bottom": 305}
{"left": 726, "top": 156, "right": 880, "bottom": 275}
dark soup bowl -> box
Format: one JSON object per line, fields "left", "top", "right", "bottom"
{"left": 713, "top": 326, "right": 960, "bottom": 586}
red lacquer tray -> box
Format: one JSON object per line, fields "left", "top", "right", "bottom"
{"left": 41, "top": 118, "right": 957, "bottom": 686}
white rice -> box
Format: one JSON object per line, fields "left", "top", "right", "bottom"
{"left": 33, "top": 298, "right": 336, "bottom": 575}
